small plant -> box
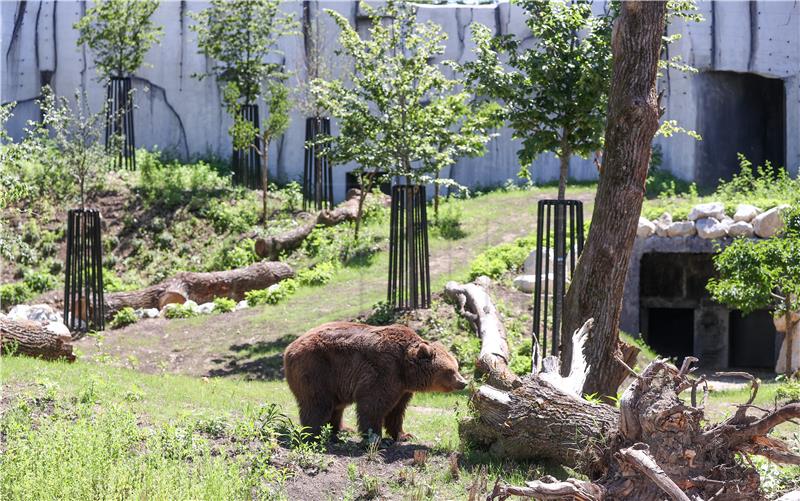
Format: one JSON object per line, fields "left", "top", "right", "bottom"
{"left": 366, "top": 301, "right": 396, "bottom": 326}
{"left": 110, "top": 307, "right": 138, "bottom": 329}
{"left": 296, "top": 261, "right": 337, "bottom": 287}
{"left": 775, "top": 376, "right": 800, "bottom": 404}
{"left": 361, "top": 474, "right": 381, "bottom": 499}
{"left": 206, "top": 238, "right": 259, "bottom": 271}
{"left": 212, "top": 297, "right": 236, "bottom": 314}
{"left": 163, "top": 303, "right": 198, "bottom": 319}
{"left": 468, "top": 234, "right": 535, "bottom": 280}
{"left": 22, "top": 270, "right": 57, "bottom": 294}
{"left": 0, "top": 282, "right": 33, "bottom": 309}
{"left": 434, "top": 201, "right": 466, "bottom": 240}
{"left": 245, "top": 279, "right": 298, "bottom": 306}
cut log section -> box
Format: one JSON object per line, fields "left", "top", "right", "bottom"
{"left": 0, "top": 317, "right": 76, "bottom": 361}
{"left": 254, "top": 189, "right": 390, "bottom": 260}
{"left": 104, "top": 261, "right": 293, "bottom": 318}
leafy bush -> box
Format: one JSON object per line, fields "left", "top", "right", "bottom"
{"left": 296, "top": 262, "right": 337, "bottom": 287}
{"left": 163, "top": 303, "right": 198, "bottom": 319}
{"left": 775, "top": 377, "right": 800, "bottom": 404}
{"left": 212, "top": 297, "right": 236, "bottom": 314}
{"left": 203, "top": 198, "right": 259, "bottom": 234}
{"left": 468, "top": 235, "right": 535, "bottom": 280}
{"left": 245, "top": 279, "right": 298, "bottom": 306}
{"left": 206, "top": 238, "right": 259, "bottom": 271}
{"left": 22, "top": 270, "right": 57, "bottom": 294}
{"left": 110, "top": 307, "right": 138, "bottom": 329}
{"left": 278, "top": 181, "right": 303, "bottom": 213}
{"left": 103, "top": 270, "right": 139, "bottom": 293}
{"left": 0, "top": 282, "right": 33, "bottom": 308}
{"left": 434, "top": 201, "right": 466, "bottom": 240}
{"left": 365, "top": 301, "right": 397, "bottom": 326}
{"left": 138, "top": 150, "right": 231, "bottom": 210}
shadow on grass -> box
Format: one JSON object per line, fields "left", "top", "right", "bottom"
{"left": 208, "top": 334, "right": 296, "bottom": 380}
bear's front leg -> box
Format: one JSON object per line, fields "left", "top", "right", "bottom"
{"left": 355, "top": 395, "right": 396, "bottom": 441}
{"left": 384, "top": 392, "right": 413, "bottom": 441}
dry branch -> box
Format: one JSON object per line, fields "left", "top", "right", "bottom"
{"left": 0, "top": 317, "right": 76, "bottom": 361}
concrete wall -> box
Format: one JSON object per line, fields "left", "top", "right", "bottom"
{"left": 2, "top": 1, "right": 799, "bottom": 201}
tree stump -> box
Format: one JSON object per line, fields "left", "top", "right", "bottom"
{"left": 0, "top": 318, "right": 76, "bottom": 361}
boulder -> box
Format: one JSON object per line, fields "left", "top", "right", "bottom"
{"left": 197, "top": 302, "right": 216, "bottom": 314}
{"left": 636, "top": 217, "right": 655, "bottom": 238}
{"left": 727, "top": 221, "right": 754, "bottom": 237}
{"left": 654, "top": 213, "right": 672, "bottom": 237}
{"left": 687, "top": 202, "right": 725, "bottom": 221}
{"left": 183, "top": 300, "right": 200, "bottom": 313}
{"left": 666, "top": 220, "right": 696, "bottom": 237}
{"left": 733, "top": 204, "right": 761, "bottom": 223}
{"left": 753, "top": 205, "right": 789, "bottom": 238}
{"left": 142, "top": 308, "right": 159, "bottom": 318}
{"left": 524, "top": 248, "right": 569, "bottom": 274}
{"left": 235, "top": 300, "right": 250, "bottom": 311}
{"left": 45, "top": 321, "right": 72, "bottom": 341}
{"left": 474, "top": 276, "right": 493, "bottom": 288}
{"left": 695, "top": 218, "right": 728, "bottom": 239}
{"left": 7, "top": 304, "right": 32, "bottom": 322}
{"left": 28, "top": 304, "right": 59, "bottom": 323}
{"left": 513, "top": 275, "right": 536, "bottom": 293}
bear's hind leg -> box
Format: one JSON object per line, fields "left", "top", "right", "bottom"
{"left": 384, "top": 392, "right": 413, "bottom": 441}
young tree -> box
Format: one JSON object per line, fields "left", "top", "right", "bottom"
{"left": 559, "top": 0, "right": 669, "bottom": 399}
{"left": 192, "top": 0, "right": 297, "bottom": 222}
{"left": 707, "top": 208, "right": 800, "bottom": 375}
{"left": 312, "top": 1, "right": 497, "bottom": 238}
{"left": 74, "top": 0, "right": 163, "bottom": 79}
{"left": 463, "top": 0, "right": 613, "bottom": 199}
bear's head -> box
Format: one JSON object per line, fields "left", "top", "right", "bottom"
{"left": 406, "top": 341, "right": 468, "bottom": 392}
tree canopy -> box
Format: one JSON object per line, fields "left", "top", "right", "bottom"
{"left": 75, "top": 0, "right": 163, "bottom": 79}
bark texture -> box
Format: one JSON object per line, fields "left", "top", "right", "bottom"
{"left": 0, "top": 318, "right": 76, "bottom": 361}
{"left": 254, "top": 189, "right": 391, "bottom": 260}
{"left": 561, "top": 0, "right": 668, "bottom": 398}
{"left": 104, "top": 261, "right": 293, "bottom": 318}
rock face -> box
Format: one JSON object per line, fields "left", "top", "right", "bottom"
{"left": 695, "top": 217, "right": 728, "bottom": 239}
{"left": 727, "top": 221, "right": 754, "bottom": 237}
{"left": 666, "top": 220, "right": 696, "bottom": 237}
{"left": 733, "top": 204, "right": 761, "bottom": 222}
{"left": 688, "top": 202, "right": 726, "bottom": 221}
{"left": 753, "top": 205, "right": 788, "bottom": 238}
{"left": 654, "top": 213, "right": 673, "bottom": 237}
{"left": 637, "top": 217, "right": 655, "bottom": 238}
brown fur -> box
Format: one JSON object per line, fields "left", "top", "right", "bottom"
{"left": 283, "top": 321, "right": 467, "bottom": 440}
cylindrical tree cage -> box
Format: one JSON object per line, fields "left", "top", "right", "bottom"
{"left": 105, "top": 76, "right": 136, "bottom": 170}
{"left": 63, "top": 209, "right": 105, "bottom": 333}
{"left": 388, "top": 184, "right": 431, "bottom": 310}
{"left": 303, "top": 116, "right": 334, "bottom": 211}
{"left": 231, "top": 104, "right": 261, "bottom": 189}
{"left": 531, "top": 199, "right": 584, "bottom": 363}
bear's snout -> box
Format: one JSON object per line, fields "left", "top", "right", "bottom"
{"left": 453, "top": 373, "right": 468, "bottom": 390}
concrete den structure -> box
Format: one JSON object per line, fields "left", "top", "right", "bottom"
{"left": 2, "top": 1, "right": 799, "bottom": 200}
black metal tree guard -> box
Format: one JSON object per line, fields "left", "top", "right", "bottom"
{"left": 105, "top": 76, "right": 136, "bottom": 170}
{"left": 64, "top": 209, "right": 105, "bottom": 332}
{"left": 388, "top": 184, "right": 431, "bottom": 310}
{"left": 232, "top": 104, "right": 261, "bottom": 189}
{"left": 531, "top": 199, "right": 585, "bottom": 364}
{"left": 303, "top": 116, "right": 334, "bottom": 211}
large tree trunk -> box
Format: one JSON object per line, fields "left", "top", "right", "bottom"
{"left": 561, "top": 0, "right": 668, "bottom": 398}
{"left": 253, "top": 189, "right": 391, "bottom": 260}
{"left": 104, "top": 261, "right": 293, "bottom": 318}
{"left": 0, "top": 318, "right": 76, "bottom": 361}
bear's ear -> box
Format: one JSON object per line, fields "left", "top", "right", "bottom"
{"left": 410, "top": 342, "right": 433, "bottom": 360}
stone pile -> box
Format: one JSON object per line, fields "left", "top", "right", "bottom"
{"left": 5, "top": 304, "right": 71, "bottom": 337}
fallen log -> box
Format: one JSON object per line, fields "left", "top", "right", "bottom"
{"left": 254, "top": 189, "right": 390, "bottom": 260}
{"left": 445, "top": 280, "right": 800, "bottom": 500}
{"left": 104, "top": 261, "right": 293, "bottom": 318}
{"left": 0, "top": 317, "right": 75, "bottom": 361}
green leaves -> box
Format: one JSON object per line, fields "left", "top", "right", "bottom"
{"left": 311, "top": 1, "right": 496, "bottom": 185}
{"left": 74, "top": 0, "right": 163, "bottom": 79}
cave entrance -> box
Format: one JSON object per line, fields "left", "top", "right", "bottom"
{"left": 645, "top": 308, "right": 695, "bottom": 361}
{"left": 729, "top": 310, "right": 778, "bottom": 369}
{"left": 695, "top": 71, "right": 786, "bottom": 189}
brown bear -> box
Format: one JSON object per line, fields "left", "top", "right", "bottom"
{"left": 283, "top": 321, "right": 467, "bottom": 441}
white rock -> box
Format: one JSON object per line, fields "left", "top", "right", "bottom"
{"left": 45, "top": 321, "right": 72, "bottom": 341}
{"left": 687, "top": 202, "right": 725, "bottom": 221}
{"left": 636, "top": 217, "right": 655, "bottom": 238}
{"left": 143, "top": 308, "right": 159, "bottom": 318}
{"left": 197, "top": 302, "right": 216, "bottom": 314}
{"left": 27, "top": 304, "right": 59, "bottom": 322}
{"left": 183, "top": 300, "right": 200, "bottom": 312}
{"left": 7, "top": 304, "right": 31, "bottom": 321}
{"left": 733, "top": 204, "right": 761, "bottom": 223}
{"left": 513, "top": 275, "right": 536, "bottom": 293}
{"left": 235, "top": 300, "right": 250, "bottom": 311}
{"left": 727, "top": 221, "right": 754, "bottom": 237}
{"left": 753, "top": 205, "right": 789, "bottom": 238}
{"left": 666, "top": 220, "right": 696, "bottom": 237}
{"left": 474, "top": 276, "right": 492, "bottom": 288}
{"left": 695, "top": 217, "right": 728, "bottom": 239}
{"left": 654, "top": 213, "right": 672, "bottom": 237}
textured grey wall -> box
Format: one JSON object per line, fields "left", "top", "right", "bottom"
{"left": 2, "top": 1, "right": 799, "bottom": 201}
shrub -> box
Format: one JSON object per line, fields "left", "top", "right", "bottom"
{"left": 110, "top": 307, "right": 138, "bottom": 329}
{"left": 468, "top": 235, "right": 535, "bottom": 280}
{"left": 22, "top": 270, "right": 57, "bottom": 294}
{"left": 163, "top": 303, "right": 198, "bottom": 319}
{"left": 103, "top": 270, "right": 138, "bottom": 293}
{"left": 0, "top": 282, "right": 33, "bottom": 308}
{"left": 775, "top": 377, "right": 800, "bottom": 404}
{"left": 206, "top": 238, "right": 259, "bottom": 271}
{"left": 245, "top": 279, "right": 298, "bottom": 306}
{"left": 203, "top": 198, "right": 259, "bottom": 234}
{"left": 138, "top": 150, "right": 230, "bottom": 209}
{"left": 212, "top": 297, "right": 236, "bottom": 314}
{"left": 296, "top": 262, "right": 337, "bottom": 287}
{"left": 434, "top": 201, "right": 466, "bottom": 240}
{"left": 365, "top": 301, "right": 396, "bottom": 326}
{"left": 278, "top": 181, "right": 303, "bottom": 213}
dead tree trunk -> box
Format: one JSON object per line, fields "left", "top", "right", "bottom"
{"left": 254, "top": 189, "right": 391, "bottom": 260}
{"left": 0, "top": 318, "right": 76, "bottom": 361}
{"left": 561, "top": 0, "right": 668, "bottom": 398}
{"left": 104, "top": 261, "right": 293, "bottom": 318}
{"left": 446, "top": 280, "right": 800, "bottom": 500}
